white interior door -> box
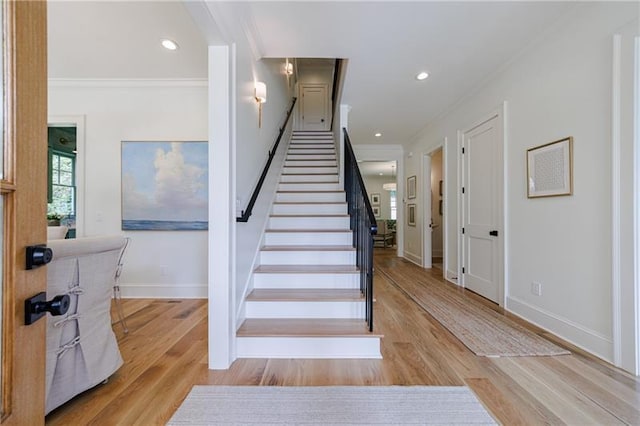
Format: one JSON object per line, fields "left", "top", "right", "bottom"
{"left": 462, "top": 114, "right": 503, "bottom": 303}
{"left": 423, "top": 154, "right": 432, "bottom": 268}
{"left": 300, "top": 85, "right": 328, "bottom": 131}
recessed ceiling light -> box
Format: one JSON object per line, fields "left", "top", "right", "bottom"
{"left": 416, "top": 71, "right": 429, "bottom": 80}
{"left": 374, "top": 133, "right": 382, "bottom": 137}
{"left": 379, "top": 172, "right": 384, "bottom": 176}
{"left": 161, "top": 39, "right": 179, "bottom": 51}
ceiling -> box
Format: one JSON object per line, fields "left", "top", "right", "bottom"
{"left": 48, "top": 1, "right": 578, "bottom": 146}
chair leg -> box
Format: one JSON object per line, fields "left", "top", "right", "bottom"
{"left": 112, "top": 285, "right": 129, "bottom": 333}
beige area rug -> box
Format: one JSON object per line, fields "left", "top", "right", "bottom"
{"left": 168, "top": 386, "right": 497, "bottom": 425}
{"left": 377, "top": 262, "right": 570, "bottom": 357}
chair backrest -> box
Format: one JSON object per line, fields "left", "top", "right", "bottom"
{"left": 47, "top": 226, "right": 68, "bottom": 240}
{"left": 376, "top": 220, "right": 386, "bottom": 234}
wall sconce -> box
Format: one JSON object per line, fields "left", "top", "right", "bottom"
{"left": 285, "top": 62, "right": 293, "bottom": 75}
{"left": 255, "top": 81, "right": 267, "bottom": 128}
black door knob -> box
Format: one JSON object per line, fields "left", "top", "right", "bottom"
{"left": 25, "top": 292, "right": 70, "bottom": 325}
{"left": 26, "top": 244, "right": 53, "bottom": 269}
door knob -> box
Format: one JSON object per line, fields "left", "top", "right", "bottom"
{"left": 26, "top": 244, "right": 52, "bottom": 269}
{"left": 25, "top": 292, "right": 70, "bottom": 325}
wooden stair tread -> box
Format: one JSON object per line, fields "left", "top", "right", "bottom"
{"left": 265, "top": 229, "right": 351, "bottom": 233}
{"left": 270, "top": 214, "right": 348, "bottom": 218}
{"left": 261, "top": 245, "right": 355, "bottom": 252}
{"left": 277, "top": 190, "right": 344, "bottom": 193}
{"left": 247, "top": 289, "right": 363, "bottom": 302}
{"left": 279, "top": 181, "right": 339, "bottom": 185}
{"left": 254, "top": 265, "right": 359, "bottom": 274}
{"left": 237, "top": 319, "right": 380, "bottom": 337}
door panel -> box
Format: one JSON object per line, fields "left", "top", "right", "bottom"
{"left": 1, "top": 1, "right": 48, "bottom": 423}
{"left": 463, "top": 115, "right": 501, "bottom": 303}
{"left": 301, "top": 85, "right": 327, "bottom": 131}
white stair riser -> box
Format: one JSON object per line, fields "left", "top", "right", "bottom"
{"left": 287, "top": 154, "right": 335, "bottom": 161}
{"left": 260, "top": 250, "right": 355, "bottom": 265}
{"left": 245, "top": 301, "right": 364, "bottom": 319}
{"left": 269, "top": 216, "right": 350, "bottom": 230}
{"left": 237, "top": 337, "right": 382, "bottom": 359}
{"left": 276, "top": 192, "right": 345, "bottom": 203}
{"left": 272, "top": 203, "right": 347, "bottom": 215}
{"left": 288, "top": 149, "right": 336, "bottom": 155}
{"left": 285, "top": 160, "right": 337, "bottom": 167}
{"left": 278, "top": 182, "right": 341, "bottom": 192}
{"left": 253, "top": 273, "right": 359, "bottom": 289}
{"left": 288, "top": 144, "right": 335, "bottom": 149}
{"left": 280, "top": 174, "right": 338, "bottom": 183}
{"left": 264, "top": 231, "right": 352, "bottom": 246}
{"left": 283, "top": 167, "right": 338, "bottom": 174}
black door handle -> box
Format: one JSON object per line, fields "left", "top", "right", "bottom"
{"left": 25, "top": 292, "right": 70, "bottom": 325}
{"left": 26, "top": 244, "right": 52, "bottom": 269}
{"left": 489, "top": 230, "right": 498, "bottom": 237}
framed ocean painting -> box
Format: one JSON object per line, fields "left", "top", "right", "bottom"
{"left": 121, "top": 141, "right": 208, "bottom": 230}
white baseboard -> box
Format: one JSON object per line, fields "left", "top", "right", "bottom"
{"left": 506, "top": 296, "right": 613, "bottom": 362}
{"left": 119, "top": 283, "right": 207, "bottom": 299}
{"left": 403, "top": 250, "right": 422, "bottom": 266}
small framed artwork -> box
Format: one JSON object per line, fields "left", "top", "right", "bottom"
{"left": 407, "top": 175, "right": 416, "bottom": 199}
{"left": 371, "top": 193, "right": 380, "bottom": 205}
{"left": 372, "top": 206, "right": 380, "bottom": 217}
{"left": 527, "top": 136, "right": 573, "bottom": 198}
{"left": 408, "top": 204, "right": 416, "bottom": 226}
{"left": 439, "top": 180, "right": 443, "bottom": 196}
{"left": 439, "top": 200, "right": 443, "bottom": 216}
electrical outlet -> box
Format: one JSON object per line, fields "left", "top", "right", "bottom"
{"left": 531, "top": 281, "right": 542, "bottom": 296}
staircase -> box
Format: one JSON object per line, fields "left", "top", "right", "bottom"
{"left": 236, "top": 130, "right": 382, "bottom": 358}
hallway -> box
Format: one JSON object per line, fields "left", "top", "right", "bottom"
{"left": 46, "top": 250, "right": 640, "bottom": 425}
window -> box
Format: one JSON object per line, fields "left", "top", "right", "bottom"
{"left": 48, "top": 151, "right": 75, "bottom": 218}
{"left": 390, "top": 190, "right": 396, "bottom": 220}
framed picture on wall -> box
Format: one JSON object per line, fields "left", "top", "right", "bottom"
{"left": 527, "top": 136, "right": 573, "bottom": 198}
{"left": 407, "top": 175, "right": 416, "bottom": 199}
{"left": 371, "top": 193, "right": 380, "bottom": 205}
{"left": 372, "top": 206, "right": 380, "bottom": 217}
{"left": 408, "top": 204, "right": 416, "bottom": 226}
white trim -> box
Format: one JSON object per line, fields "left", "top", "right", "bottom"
{"left": 634, "top": 35, "right": 640, "bottom": 375}
{"left": 209, "top": 45, "right": 235, "bottom": 369}
{"left": 507, "top": 296, "right": 613, "bottom": 363}
{"left": 48, "top": 78, "right": 208, "bottom": 88}
{"left": 456, "top": 131, "right": 463, "bottom": 287}
{"left": 47, "top": 115, "right": 86, "bottom": 238}
{"left": 442, "top": 138, "right": 449, "bottom": 282}
{"left": 422, "top": 153, "right": 432, "bottom": 269}
{"left": 501, "top": 101, "right": 509, "bottom": 308}
{"left": 612, "top": 34, "right": 622, "bottom": 366}
{"left": 119, "top": 284, "right": 207, "bottom": 299}
{"left": 403, "top": 250, "right": 422, "bottom": 267}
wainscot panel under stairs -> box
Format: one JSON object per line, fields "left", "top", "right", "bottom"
{"left": 237, "top": 130, "right": 382, "bottom": 359}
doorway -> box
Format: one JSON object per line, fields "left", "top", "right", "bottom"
{"left": 422, "top": 148, "right": 444, "bottom": 271}
{"left": 48, "top": 116, "right": 86, "bottom": 238}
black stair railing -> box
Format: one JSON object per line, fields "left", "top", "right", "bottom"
{"left": 343, "top": 128, "right": 376, "bottom": 332}
{"left": 237, "top": 98, "right": 297, "bottom": 222}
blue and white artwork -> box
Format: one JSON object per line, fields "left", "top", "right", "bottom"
{"left": 121, "top": 141, "right": 208, "bottom": 230}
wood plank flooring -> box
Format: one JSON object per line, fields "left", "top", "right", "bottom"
{"left": 45, "top": 249, "right": 640, "bottom": 425}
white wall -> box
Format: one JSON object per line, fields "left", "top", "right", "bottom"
{"left": 404, "top": 3, "right": 638, "bottom": 362}
{"left": 49, "top": 81, "right": 208, "bottom": 298}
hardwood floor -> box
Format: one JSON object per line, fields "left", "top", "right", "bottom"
{"left": 46, "top": 249, "right": 640, "bottom": 425}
